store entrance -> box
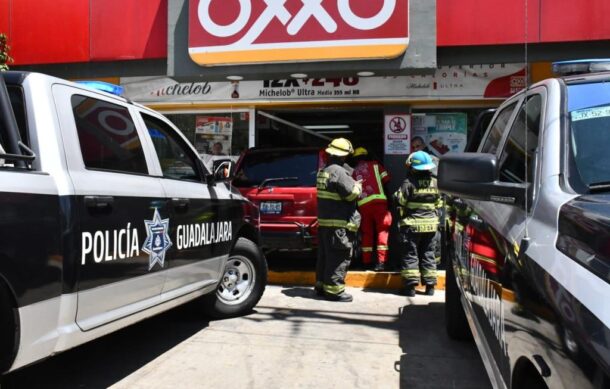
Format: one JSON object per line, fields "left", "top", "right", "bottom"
{"left": 256, "top": 107, "right": 384, "bottom": 158}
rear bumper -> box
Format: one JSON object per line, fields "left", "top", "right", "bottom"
{"left": 260, "top": 221, "right": 317, "bottom": 250}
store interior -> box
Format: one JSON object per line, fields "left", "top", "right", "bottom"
{"left": 256, "top": 107, "right": 385, "bottom": 159}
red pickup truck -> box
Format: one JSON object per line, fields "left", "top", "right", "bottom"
{"left": 231, "top": 147, "right": 325, "bottom": 251}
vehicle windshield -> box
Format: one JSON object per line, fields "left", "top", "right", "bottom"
{"left": 232, "top": 149, "right": 319, "bottom": 188}
{"left": 568, "top": 80, "right": 610, "bottom": 189}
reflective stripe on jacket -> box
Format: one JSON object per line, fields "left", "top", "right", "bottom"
{"left": 352, "top": 160, "right": 391, "bottom": 207}
{"left": 394, "top": 173, "right": 441, "bottom": 233}
{"left": 317, "top": 163, "right": 362, "bottom": 232}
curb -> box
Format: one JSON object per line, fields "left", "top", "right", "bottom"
{"left": 268, "top": 270, "right": 447, "bottom": 291}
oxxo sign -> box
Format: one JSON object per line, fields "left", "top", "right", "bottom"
{"left": 188, "top": 0, "right": 409, "bottom": 66}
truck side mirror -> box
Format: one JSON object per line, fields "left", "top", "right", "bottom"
{"left": 438, "top": 153, "right": 527, "bottom": 207}
{"left": 213, "top": 159, "right": 234, "bottom": 182}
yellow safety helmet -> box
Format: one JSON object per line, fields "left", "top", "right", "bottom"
{"left": 325, "top": 138, "right": 354, "bottom": 157}
{"left": 353, "top": 147, "right": 368, "bottom": 157}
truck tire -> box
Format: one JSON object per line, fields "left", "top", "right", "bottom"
{"left": 0, "top": 285, "right": 15, "bottom": 373}
{"left": 445, "top": 258, "right": 472, "bottom": 340}
{"left": 203, "top": 237, "right": 267, "bottom": 319}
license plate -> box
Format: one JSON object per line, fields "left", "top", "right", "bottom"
{"left": 260, "top": 201, "right": 282, "bottom": 215}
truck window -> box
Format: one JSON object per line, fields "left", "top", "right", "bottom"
{"left": 568, "top": 81, "right": 610, "bottom": 190}
{"left": 141, "top": 113, "right": 201, "bottom": 182}
{"left": 0, "top": 86, "right": 29, "bottom": 164}
{"left": 498, "top": 95, "right": 542, "bottom": 184}
{"left": 480, "top": 102, "right": 518, "bottom": 155}
{"left": 7, "top": 85, "right": 28, "bottom": 146}
{"left": 233, "top": 150, "right": 319, "bottom": 188}
{"left": 72, "top": 95, "right": 148, "bottom": 175}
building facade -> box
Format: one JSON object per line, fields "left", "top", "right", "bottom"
{"left": 3, "top": 0, "right": 610, "bottom": 183}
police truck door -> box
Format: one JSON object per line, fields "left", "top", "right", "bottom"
{"left": 138, "top": 112, "right": 234, "bottom": 297}
{"left": 54, "top": 85, "right": 168, "bottom": 331}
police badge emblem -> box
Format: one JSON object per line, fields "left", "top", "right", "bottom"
{"left": 142, "top": 209, "right": 172, "bottom": 270}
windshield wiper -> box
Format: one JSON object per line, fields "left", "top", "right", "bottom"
{"left": 257, "top": 177, "right": 298, "bottom": 190}
{"left": 588, "top": 181, "right": 610, "bottom": 193}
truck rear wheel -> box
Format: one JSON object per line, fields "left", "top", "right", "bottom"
{"left": 445, "top": 258, "right": 472, "bottom": 340}
{"left": 203, "top": 237, "right": 267, "bottom": 319}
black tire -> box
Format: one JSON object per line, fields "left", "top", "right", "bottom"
{"left": 445, "top": 257, "right": 472, "bottom": 340}
{"left": 519, "top": 373, "right": 548, "bottom": 389}
{"left": 203, "top": 237, "right": 267, "bottom": 319}
{"left": 513, "top": 361, "right": 549, "bottom": 389}
{"left": 0, "top": 285, "right": 15, "bottom": 373}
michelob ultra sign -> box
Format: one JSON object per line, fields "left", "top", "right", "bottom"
{"left": 189, "top": 0, "right": 409, "bottom": 66}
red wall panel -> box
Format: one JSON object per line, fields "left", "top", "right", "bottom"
{"left": 0, "top": 0, "right": 9, "bottom": 36}
{"left": 437, "top": 0, "right": 540, "bottom": 46}
{"left": 4, "top": 1, "right": 610, "bottom": 65}
{"left": 10, "top": 0, "right": 89, "bottom": 65}
{"left": 90, "top": 0, "right": 167, "bottom": 61}
{"left": 540, "top": 0, "right": 610, "bottom": 43}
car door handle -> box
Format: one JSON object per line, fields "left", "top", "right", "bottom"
{"left": 84, "top": 195, "right": 114, "bottom": 209}
{"left": 171, "top": 198, "right": 190, "bottom": 209}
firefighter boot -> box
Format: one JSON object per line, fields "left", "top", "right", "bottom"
{"left": 324, "top": 292, "right": 353, "bottom": 302}
{"left": 425, "top": 285, "right": 435, "bottom": 296}
{"left": 314, "top": 281, "right": 325, "bottom": 296}
{"left": 373, "top": 262, "right": 386, "bottom": 272}
{"left": 403, "top": 283, "right": 416, "bottom": 297}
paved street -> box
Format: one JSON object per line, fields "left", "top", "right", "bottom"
{"left": 6, "top": 286, "right": 490, "bottom": 389}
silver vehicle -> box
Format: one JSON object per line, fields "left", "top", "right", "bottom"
{"left": 440, "top": 69, "right": 610, "bottom": 388}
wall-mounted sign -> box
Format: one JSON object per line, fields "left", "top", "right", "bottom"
{"left": 384, "top": 114, "right": 410, "bottom": 155}
{"left": 122, "top": 64, "right": 525, "bottom": 102}
{"left": 188, "top": 0, "right": 409, "bottom": 66}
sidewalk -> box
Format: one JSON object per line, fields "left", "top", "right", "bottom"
{"left": 111, "top": 286, "right": 489, "bottom": 389}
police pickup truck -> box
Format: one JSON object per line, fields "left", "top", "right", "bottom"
{"left": 0, "top": 72, "right": 266, "bottom": 374}
{"left": 439, "top": 69, "right": 610, "bottom": 388}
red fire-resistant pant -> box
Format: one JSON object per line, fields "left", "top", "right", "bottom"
{"left": 359, "top": 201, "right": 392, "bottom": 265}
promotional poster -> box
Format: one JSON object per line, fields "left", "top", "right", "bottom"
{"left": 411, "top": 113, "right": 467, "bottom": 155}
{"left": 194, "top": 116, "right": 233, "bottom": 157}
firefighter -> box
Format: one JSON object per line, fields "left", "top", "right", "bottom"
{"left": 411, "top": 137, "right": 442, "bottom": 264}
{"left": 315, "top": 138, "right": 362, "bottom": 302}
{"left": 351, "top": 147, "right": 392, "bottom": 271}
{"left": 393, "top": 150, "right": 441, "bottom": 297}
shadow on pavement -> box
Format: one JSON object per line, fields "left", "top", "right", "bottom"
{"left": 281, "top": 285, "right": 401, "bottom": 299}
{"left": 398, "top": 302, "right": 491, "bottom": 389}
{"left": 4, "top": 301, "right": 212, "bottom": 389}
{"left": 280, "top": 285, "right": 324, "bottom": 300}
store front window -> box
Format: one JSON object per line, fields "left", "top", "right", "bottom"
{"left": 255, "top": 108, "right": 384, "bottom": 158}
{"left": 165, "top": 111, "right": 250, "bottom": 169}
{"left": 410, "top": 108, "right": 493, "bottom": 155}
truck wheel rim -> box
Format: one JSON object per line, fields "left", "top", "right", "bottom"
{"left": 217, "top": 255, "right": 256, "bottom": 305}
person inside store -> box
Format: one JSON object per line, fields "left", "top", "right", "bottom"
{"left": 412, "top": 136, "right": 439, "bottom": 174}
{"left": 211, "top": 142, "right": 226, "bottom": 156}
{"left": 351, "top": 147, "right": 392, "bottom": 271}
{"left": 315, "top": 138, "right": 362, "bottom": 302}
{"left": 411, "top": 136, "right": 429, "bottom": 153}
{"left": 393, "top": 150, "right": 441, "bottom": 297}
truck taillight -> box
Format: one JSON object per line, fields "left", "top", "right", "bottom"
{"left": 466, "top": 224, "right": 502, "bottom": 276}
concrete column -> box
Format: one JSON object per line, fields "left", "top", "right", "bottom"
{"left": 382, "top": 105, "right": 411, "bottom": 269}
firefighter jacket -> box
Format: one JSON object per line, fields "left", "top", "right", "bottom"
{"left": 394, "top": 172, "right": 442, "bottom": 233}
{"left": 317, "top": 163, "right": 362, "bottom": 232}
{"left": 352, "top": 160, "right": 391, "bottom": 208}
